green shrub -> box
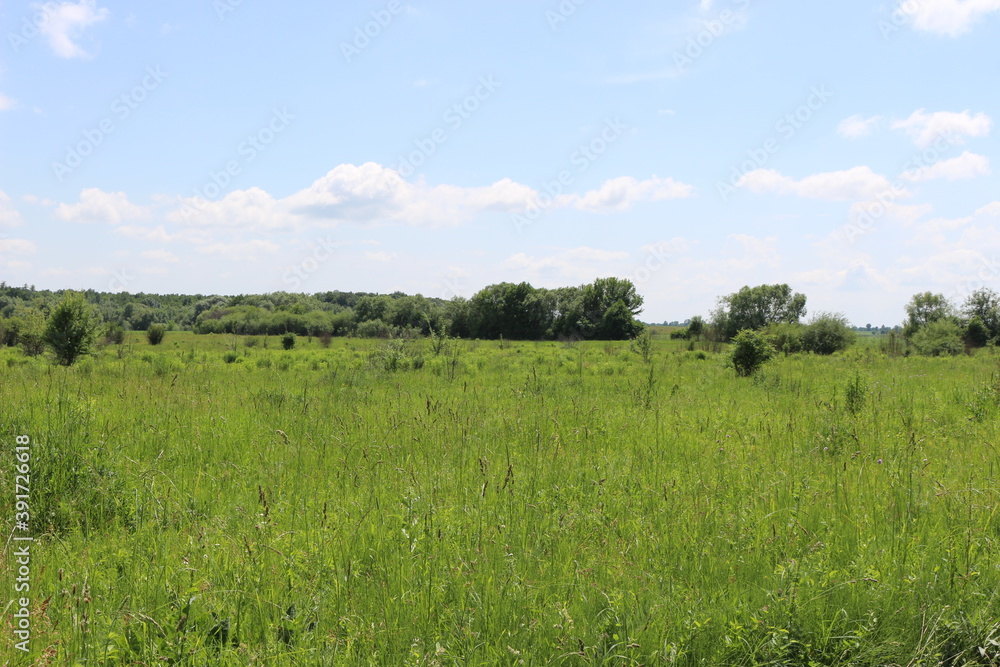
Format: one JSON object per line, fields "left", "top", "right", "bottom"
{"left": 729, "top": 329, "right": 775, "bottom": 377}
{"left": 281, "top": 333, "right": 297, "bottom": 350}
{"left": 146, "top": 323, "right": 166, "bottom": 346}
{"left": 911, "top": 319, "right": 964, "bottom": 356}
{"left": 44, "top": 292, "right": 98, "bottom": 365}
{"left": 105, "top": 322, "right": 126, "bottom": 345}
{"left": 966, "top": 316, "right": 989, "bottom": 348}
{"left": 802, "top": 312, "right": 856, "bottom": 355}
{"left": 222, "top": 351, "right": 239, "bottom": 364}
{"left": 763, "top": 322, "right": 804, "bottom": 355}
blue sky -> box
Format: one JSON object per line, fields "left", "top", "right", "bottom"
{"left": 1, "top": 0, "right": 998, "bottom": 325}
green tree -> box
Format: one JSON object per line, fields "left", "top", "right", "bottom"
{"left": 965, "top": 316, "right": 989, "bottom": 348}
{"left": 802, "top": 312, "right": 856, "bottom": 355}
{"left": 963, "top": 288, "right": 1000, "bottom": 339}
{"left": 729, "top": 329, "right": 775, "bottom": 377}
{"left": 711, "top": 284, "right": 807, "bottom": 340}
{"left": 687, "top": 315, "right": 705, "bottom": 339}
{"left": 7, "top": 306, "right": 47, "bottom": 356}
{"left": 596, "top": 300, "right": 644, "bottom": 340}
{"left": 904, "top": 292, "right": 954, "bottom": 338}
{"left": 43, "top": 292, "right": 98, "bottom": 365}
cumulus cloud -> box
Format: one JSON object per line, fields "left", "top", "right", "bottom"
{"left": 897, "top": 0, "right": 1000, "bottom": 36}
{"left": 194, "top": 240, "right": 280, "bottom": 261}
{"left": 55, "top": 188, "right": 148, "bottom": 224}
{"left": 557, "top": 176, "right": 694, "bottom": 212}
{"left": 901, "top": 151, "right": 990, "bottom": 182}
{"left": 164, "top": 163, "right": 693, "bottom": 231}
{"left": 738, "top": 166, "right": 899, "bottom": 201}
{"left": 139, "top": 249, "right": 179, "bottom": 262}
{"left": 976, "top": 201, "right": 1000, "bottom": 216}
{"left": 0, "top": 94, "right": 16, "bottom": 111}
{"left": 892, "top": 109, "right": 992, "bottom": 148}
{"left": 0, "top": 239, "right": 37, "bottom": 255}
{"left": 837, "top": 114, "right": 881, "bottom": 139}
{"left": 0, "top": 192, "right": 24, "bottom": 227}
{"left": 35, "top": 0, "right": 110, "bottom": 59}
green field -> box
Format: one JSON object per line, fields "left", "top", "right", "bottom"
{"left": 4, "top": 333, "right": 1000, "bottom": 665}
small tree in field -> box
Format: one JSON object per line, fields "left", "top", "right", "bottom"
{"left": 43, "top": 292, "right": 97, "bottom": 366}
{"left": 146, "top": 323, "right": 166, "bottom": 345}
{"left": 729, "top": 329, "right": 775, "bottom": 377}
{"left": 281, "top": 332, "right": 297, "bottom": 350}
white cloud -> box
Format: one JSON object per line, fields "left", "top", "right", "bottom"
{"left": 56, "top": 188, "right": 149, "bottom": 224}
{"left": 0, "top": 239, "right": 37, "bottom": 255}
{"left": 738, "top": 166, "right": 899, "bottom": 201}
{"left": 194, "top": 240, "right": 280, "bottom": 260}
{"left": 898, "top": 0, "right": 1000, "bottom": 36}
{"left": 503, "top": 246, "right": 630, "bottom": 280}
{"left": 165, "top": 163, "right": 693, "bottom": 232}
{"left": 0, "top": 94, "right": 16, "bottom": 111}
{"left": 0, "top": 192, "right": 24, "bottom": 227}
{"left": 901, "top": 151, "right": 990, "bottom": 182}
{"left": 892, "top": 109, "right": 992, "bottom": 148}
{"left": 976, "top": 201, "right": 1000, "bottom": 216}
{"left": 364, "top": 251, "right": 397, "bottom": 262}
{"left": 837, "top": 114, "right": 881, "bottom": 139}
{"left": 35, "top": 0, "right": 110, "bottom": 59}
{"left": 724, "top": 234, "right": 780, "bottom": 269}
{"left": 558, "top": 176, "right": 694, "bottom": 212}
{"left": 139, "top": 249, "right": 179, "bottom": 262}
{"left": 287, "top": 163, "right": 535, "bottom": 227}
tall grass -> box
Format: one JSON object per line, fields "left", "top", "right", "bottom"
{"left": 2, "top": 339, "right": 1000, "bottom": 665}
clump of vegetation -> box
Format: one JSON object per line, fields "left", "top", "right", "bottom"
{"left": 222, "top": 350, "right": 239, "bottom": 363}
{"left": 633, "top": 327, "right": 653, "bottom": 363}
{"left": 281, "top": 332, "right": 297, "bottom": 350}
{"left": 729, "top": 328, "right": 775, "bottom": 376}
{"left": 844, "top": 371, "right": 867, "bottom": 415}
{"left": 911, "top": 319, "right": 964, "bottom": 356}
{"left": 146, "top": 323, "right": 167, "bottom": 346}
{"left": 104, "top": 322, "right": 127, "bottom": 345}
{"left": 802, "top": 312, "right": 856, "bottom": 355}
{"left": 43, "top": 291, "right": 98, "bottom": 365}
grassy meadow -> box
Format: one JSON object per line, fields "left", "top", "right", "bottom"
{"left": 4, "top": 332, "right": 1000, "bottom": 665}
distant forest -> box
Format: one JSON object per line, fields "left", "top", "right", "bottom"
{"left": 0, "top": 277, "right": 646, "bottom": 342}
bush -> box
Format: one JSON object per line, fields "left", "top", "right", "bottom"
{"left": 146, "top": 323, "right": 166, "bottom": 346}
{"left": 729, "top": 329, "right": 775, "bottom": 377}
{"left": 966, "top": 316, "right": 989, "bottom": 348}
{"left": 763, "top": 322, "right": 804, "bottom": 355}
{"left": 222, "top": 351, "right": 239, "bottom": 364}
{"left": 802, "top": 312, "right": 856, "bottom": 355}
{"left": 281, "top": 332, "right": 297, "bottom": 350}
{"left": 356, "top": 319, "right": 391, "bottom": 339}
{"left": 44, "top": 292, "right": 98, "bottom": 365}
{"left": 911, "top": 319, "right": 963, "bottom": 356}
{"left": 104, "top": 322, "right": 126, "bottom": 345}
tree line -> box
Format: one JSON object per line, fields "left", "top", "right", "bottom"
{"left": 0, "top": 277, "right": 646, "bottom": 362}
